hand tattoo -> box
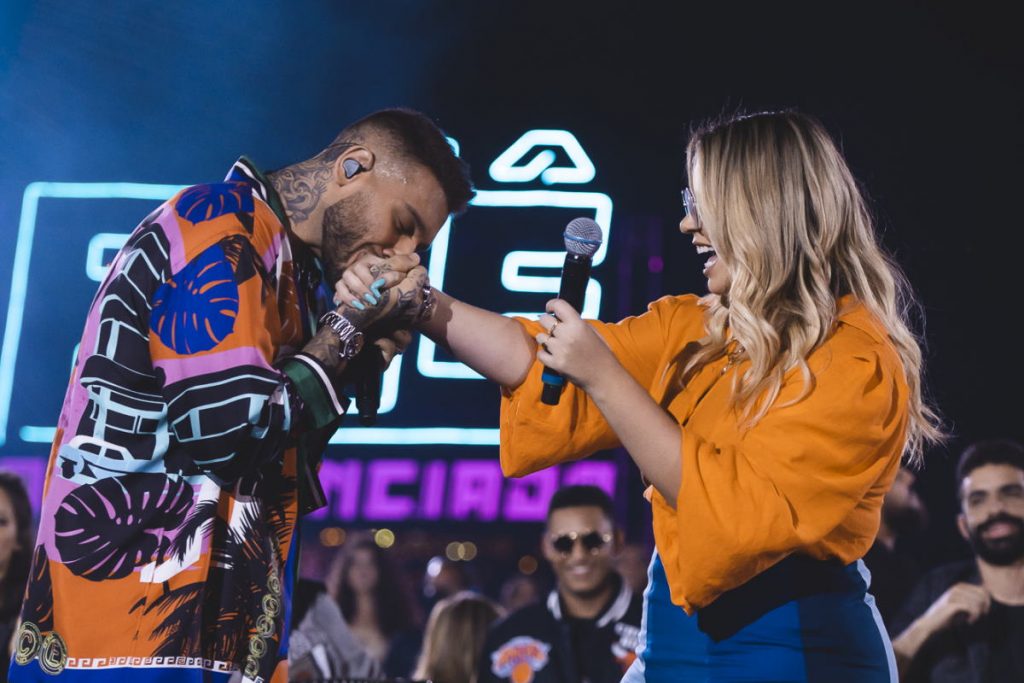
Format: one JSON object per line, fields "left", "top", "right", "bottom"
{"left": 384, "top": 270, "right": 429, "bottom": 328}
{"left": 368, "top": 261, "right": 393, "bottom": 278}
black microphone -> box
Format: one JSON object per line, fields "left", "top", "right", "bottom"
{"left": 349, "top": 345, "right": 385, "bottom": 426}
{"left": 541, "top": 217, "right": 604, "bottom": 405}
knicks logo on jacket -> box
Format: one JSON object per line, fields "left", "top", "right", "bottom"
{"left": 490, "top": 636, "right": 551, "bottom": 683}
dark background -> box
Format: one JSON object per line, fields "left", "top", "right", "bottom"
{"left": 0, "top": 1, "right": 1021, "bottom": 575}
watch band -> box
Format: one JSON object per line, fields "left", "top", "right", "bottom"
{"left": 318, "top": 311, "right": 364, "bottom": 360}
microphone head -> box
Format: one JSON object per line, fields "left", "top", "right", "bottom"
{"left": 564, "top": 217, "right": 603, "bottom": 257}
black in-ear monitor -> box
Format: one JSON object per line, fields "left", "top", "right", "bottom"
{"left": 342, "top": 158, "right": 363, "bottom": 179}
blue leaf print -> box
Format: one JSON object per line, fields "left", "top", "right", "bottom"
{"left": 175, "top": 182, "right": 253, "bottom": 224}
{"left": 151, "top": 244, "right": 240, "bottom": 354}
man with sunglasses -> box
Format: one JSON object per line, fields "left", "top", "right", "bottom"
{"left": 479, "top": 485, "right": 643, "bottom": 683}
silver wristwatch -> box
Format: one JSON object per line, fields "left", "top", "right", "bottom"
{"left": 318, "top": 311, "right": 365, "bottom": 360}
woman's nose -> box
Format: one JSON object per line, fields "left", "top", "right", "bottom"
{"left": 679, "top": 213, "right": 698, "bottom": 234}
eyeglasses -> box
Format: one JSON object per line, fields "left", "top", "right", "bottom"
{"left": 681, "top": 187, "right": 701, "bottom": 228}
{"left": 549, "top": 530, "right": 613, "bottom": 555}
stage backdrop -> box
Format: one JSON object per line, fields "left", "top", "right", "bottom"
{"left": 1, "top": 1, "right": 1020, "bottom": 557}
{"left": 0, "top": 121, "right": 642, "bottom": 526}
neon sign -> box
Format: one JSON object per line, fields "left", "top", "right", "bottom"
{"left": 1, "top": 455, "right": 617, "bottom": 524}
{"left": 0, "top": 130, "right": 614, "bottom": 450}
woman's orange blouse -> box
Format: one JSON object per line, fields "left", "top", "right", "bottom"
{"left": 499, "top": 294, "right": 907, "bottom": 614}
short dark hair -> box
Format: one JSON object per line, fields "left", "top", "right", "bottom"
{"left": 956, "top": 439, "right": 1024, "bottom": 487}
{"left": 335, "top": 108, "right": 475, "bottom": 215}
{"left": 547, "top": 485, "right": 615, "bottom": 524}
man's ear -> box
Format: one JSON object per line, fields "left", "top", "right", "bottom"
{"left": 540, "top": 530, "right": 555, "bottom": 563}
{"left": 334, "top": 146, "right": 375, "bottom": 184}
{"left": 613, "top": 529, "right": 625, "bottom": 555}
{"left": 957, "top": 513, "right": 971, "bottom": 542}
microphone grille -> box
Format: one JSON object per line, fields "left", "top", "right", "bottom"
{"left": 564, "top": 217, "right": 603, "bottom": 257}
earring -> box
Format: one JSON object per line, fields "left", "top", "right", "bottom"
{"left": 343, "top": 159, "right": 363, "bottom": 179}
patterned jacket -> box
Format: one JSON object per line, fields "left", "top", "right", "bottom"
{"left": 9, "top": 158, "right": 346, "bottom": 683}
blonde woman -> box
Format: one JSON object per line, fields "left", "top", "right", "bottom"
{"left": 413, "top": 592, "right": 503, "bottom": 683}
{"left": 336, "top": 110, "right": 942, "bottom": 680}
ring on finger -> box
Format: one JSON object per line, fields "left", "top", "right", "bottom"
{"left": 549, "top": 320, "right": 559, "bottom": 337}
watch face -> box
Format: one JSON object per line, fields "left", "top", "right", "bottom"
{"left": 343, "top": 332, "right": 364, "bottom": 359}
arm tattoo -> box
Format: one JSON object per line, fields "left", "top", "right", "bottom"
{"left": 302, "top": 327, "right": 344, "bottom": 374}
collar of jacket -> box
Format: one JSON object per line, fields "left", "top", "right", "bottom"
{"left": 835, "top": 294, "right": 889, "bottom": 344}
{"left": 225, "top": 156, "right": 291, "bottom": 230}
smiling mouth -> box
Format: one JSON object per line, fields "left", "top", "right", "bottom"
{"left": 696, "top": 245, "right": 718, "bottom": 271}
{"left": 983, "top": 522, "right": 1021, "bottom": 539}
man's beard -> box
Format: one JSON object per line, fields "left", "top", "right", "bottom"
{"left": 968, "top": 513, "right": 1024, "bottom": 566}
{"left": 320, "top": 192, "right": 370, "bottom": 288}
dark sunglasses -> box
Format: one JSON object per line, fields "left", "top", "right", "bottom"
{"left": 549, "top": 530, "right": 613, "bottom": 555}
{"left": 681, "top": 187, "right": 701, "bottom": 227}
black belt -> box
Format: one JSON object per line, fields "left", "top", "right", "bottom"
{"left": 697, "top": 554, "right": 862, "bottom": 641}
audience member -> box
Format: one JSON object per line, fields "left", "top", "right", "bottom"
{"left": 499, "top": 575, "right": 540, "bottom": 613}
{"left": 424, "top": 556, "right": 473, "bottom": 601}
{"left": 863, "top": 467, "right": 928, "bottom": 625}
{"left": 413, "top": 591, "right": 503, "bottom": 683}
{"left": 892, "top": 439, "right": 1024, "bottom": 681}
{"left": 0, "top": 472, "right": 32, "bottom": 683}
{"left": 288, "top": 578, "right": 382, "bottom": 681}
{"left": 327, "top": 537, "right": 421, "bottom": 677}
{"left": 478, "top": 486, "right": 642, "bottom": 683}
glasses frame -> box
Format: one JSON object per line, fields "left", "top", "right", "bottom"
{"left": 682, "top": 187, "right": 701, "bottom": 228}
{"left": 548, "top": 530, "right": 614, "bottom": 556}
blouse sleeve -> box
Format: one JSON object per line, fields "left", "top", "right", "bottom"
{"left": 652, "top": 335, "right": 908, "bottom": 611}
{"left": 499, "top": 294, "right": 705, "bottom": 477}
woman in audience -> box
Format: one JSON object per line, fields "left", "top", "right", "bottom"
{"left": 413, "top": 592, "right": 503, "bottom": 683}
{"left": 0, "top": 472, "right": 33, "bottom": 683}
{"left": 327, "top": 537, "right": 421, "bottom": 677}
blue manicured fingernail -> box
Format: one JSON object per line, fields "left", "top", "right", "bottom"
{"left": 350, "top": 299, "right": 366, "bottom": 311}
{"left": 364, "top": 292, "right": 378, "bottom": 304}
{"left": 372, "top": 278, "right": 386, "bottom": 289}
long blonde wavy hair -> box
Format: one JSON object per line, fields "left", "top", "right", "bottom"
{"left": 680, "top": 110, "right": 943, "bottom": 463}
{"left": 413, "top": 591, "right": 504, "bottom": 683}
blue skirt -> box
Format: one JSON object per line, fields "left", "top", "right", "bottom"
{"left": 622, "top": 551, "right": 897, "bottom": 683}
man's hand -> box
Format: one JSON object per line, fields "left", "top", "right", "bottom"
{"left": 331, "top": 253, "right": 417, "bottom": 319}
{"left": 370, "top": 328, "right": 413, "bottom": 369}
{"left": 893, "top": 582, "right": 991, "bottom": 676}
{"left": 331, "top": 254, "right": 429, "bottom": 331}
{"left": 920, "top": 582, "right": 991, "bottom": 629}
{"left": 300, "top": 254, "right": 428, "bottom": 377}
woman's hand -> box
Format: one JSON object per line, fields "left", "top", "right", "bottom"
{"left": 535, "top": 299, "right": 619, "bottom": 392}
{"left": 331, "top": 253, "right": 418, "bottom": 316}
{"left": 330, "top": 253, "right": 430, "bottom": 331}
